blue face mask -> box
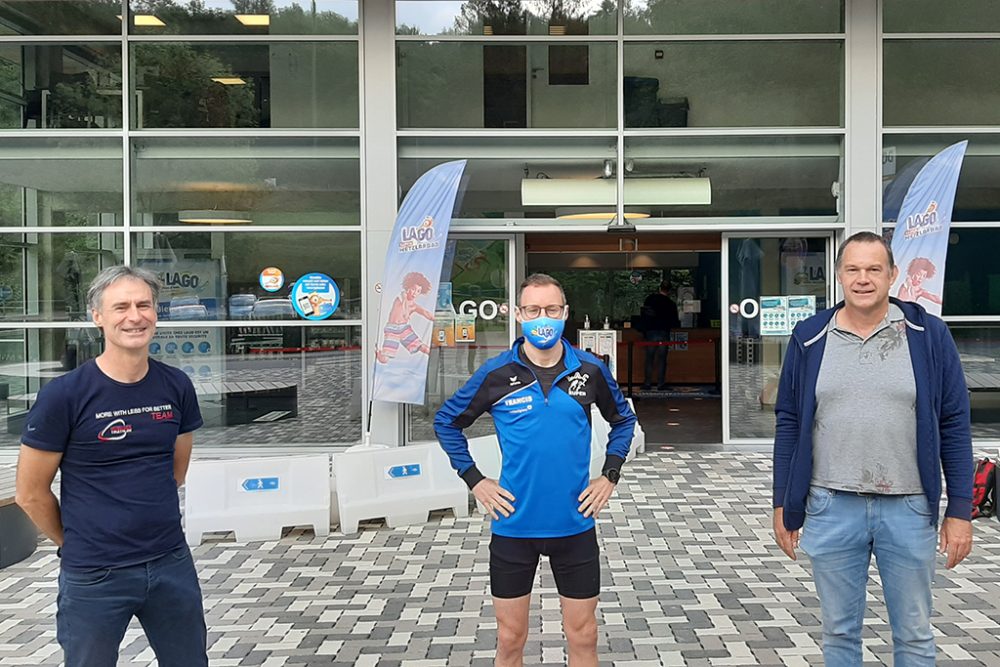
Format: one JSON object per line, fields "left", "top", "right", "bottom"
{"left": 521, "top": 316, "right": 565, "bottom": 350}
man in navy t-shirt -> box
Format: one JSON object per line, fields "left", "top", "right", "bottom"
{"left": 14, "top": 266, "right": 208, "bottom": 667}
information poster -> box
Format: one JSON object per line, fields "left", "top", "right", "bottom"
{"left": 787, "top": 295, "right": 816, "bottom": 330}
{"left": 760, "top": 296, "right": 790, "bottom": 336}
{"left": 149, "top": 328, "right": 222, "bottom": 380}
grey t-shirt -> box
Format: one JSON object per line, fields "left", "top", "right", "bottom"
{"left": 811, "top": 304, "right": 922, "bottom": 494}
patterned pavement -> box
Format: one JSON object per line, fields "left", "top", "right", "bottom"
{"left": 1, "top": 450, "right": 1000, "bottom": 666}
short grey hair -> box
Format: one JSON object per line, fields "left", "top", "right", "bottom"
{"left": 87, "top": 266, "right": 162, "bottom": 312}
{"left": 518, "top": 273, "right": 566, "bottom": 304}
{"left": 835, "top": 231, "right": 895, "bottom": 271}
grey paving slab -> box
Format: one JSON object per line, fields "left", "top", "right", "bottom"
{"left": 0, "top": 450, "right": 998, "bottom": 666}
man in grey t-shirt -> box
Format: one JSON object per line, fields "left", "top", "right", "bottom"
{"left": 772, "top": 232, "right": 973, "bottom": 666}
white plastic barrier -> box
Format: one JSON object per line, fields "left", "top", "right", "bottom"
{"left": 334, "top": 442, "right": 469, "bottom": 535}
{"left": 185, "top": 454, "right": 331, "bottom": 545}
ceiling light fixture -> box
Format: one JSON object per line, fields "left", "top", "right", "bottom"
{"left": 235, "top": 14, "right": 270, "bottom": 26}
{"left": 211, "top": 77, "right": 247, "bottom": 85}
{"left": 178, "top": 210, "right": 251, "bottom": 225}
{"left": 132, "top": 14, "right": 166, "bottom": 26}
{"left": 521, "top": 177, "right": 712, "bottom": 207}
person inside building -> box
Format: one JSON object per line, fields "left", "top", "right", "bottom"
{"left": 640, "top": 279, "right": 681, "bottom": 390}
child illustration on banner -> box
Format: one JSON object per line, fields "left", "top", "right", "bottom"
{"left": 896, "top": 257, "right": 943, "bottom": 307}
{"left": 376, "top": 271, "right": 435, "bottom": 364}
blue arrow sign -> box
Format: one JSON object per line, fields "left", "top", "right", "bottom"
{"left": 241, "top": 477, "right": 279, "bottom": 491}
{"left": 386, "top": 464, "right": 421, "bottom": 479}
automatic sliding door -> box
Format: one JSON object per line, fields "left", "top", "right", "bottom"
{"left": 723, "top": 234, "right": 833, "bottom": 443}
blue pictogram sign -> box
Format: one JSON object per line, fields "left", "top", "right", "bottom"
{"left": 386, "top": 464, "right": 421, "bottom": 479}
{"left": 241, "top": 477, "right": 280, "bottom": 491}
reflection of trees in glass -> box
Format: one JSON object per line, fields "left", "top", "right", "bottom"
{"left": 450, "top": 0, "right": 615, "bottom": 34}
{"left": 134, "top": 43, "right": 258, "bottom": 127}
{"left": 551, "top": 268, "right": 690, "bottom": 324}
{"left": 131, "top": 0, "right": 357, "bottom": 34}
{"left": 0, "top": 0, "right": 121, "bottom": 35}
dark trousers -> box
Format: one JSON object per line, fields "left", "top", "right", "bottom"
{"left": 643, "top": 330, "right": 670, "bottom": 387}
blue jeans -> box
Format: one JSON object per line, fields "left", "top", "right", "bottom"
{"left": 800, "top": 487, "right": 937, "bottom": 667}
{"left": 57, "top": 545, "right": 208, "bottom": 667}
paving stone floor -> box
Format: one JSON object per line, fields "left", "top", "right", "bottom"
{"left": 1, "top": 450, "right": 999, "bottom": 666}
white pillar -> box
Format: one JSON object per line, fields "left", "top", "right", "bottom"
{"left": 844, "top": 0, "right": 881, "bottom": 239}
{"left": 362, "top": 0, "right": 404, "bottom": 446}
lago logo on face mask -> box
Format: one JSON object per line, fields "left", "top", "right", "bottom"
{"left": 521, "top": 317, "right": 564, "bottom": 349}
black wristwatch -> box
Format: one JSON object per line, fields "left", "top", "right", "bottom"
{"left": 602, "top": 468, "right": 621, "bottom": 484}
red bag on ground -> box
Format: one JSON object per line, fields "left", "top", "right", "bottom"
{"left": 971, "top": 455, "right": 997, "bottom": 519}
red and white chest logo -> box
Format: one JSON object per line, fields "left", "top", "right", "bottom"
{"left": 98, "top": 418, "right": 133, "bottom": 441}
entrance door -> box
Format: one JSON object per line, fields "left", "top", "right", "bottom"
{"left": 406, "top": 235, "right": 516, "bottom": 442}
{"left": 722, "top": 234, "right": 835, "bottom": 443}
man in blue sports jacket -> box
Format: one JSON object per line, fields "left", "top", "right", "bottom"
{"left": 772, "top": 232, "right": 973, "bottom": 666}
{"left": 435, "top": 273, "right": 636, "bottom": 667}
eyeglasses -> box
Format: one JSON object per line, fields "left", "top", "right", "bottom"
{"left": 518, "top": 304, "right": 566, "bottom": 320}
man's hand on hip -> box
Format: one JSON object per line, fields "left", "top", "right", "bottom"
{"left": 773, "top": 507, "right": 799, "bottom": 561}
{"left": 939, "top": 517, "right": 973, "bottom": 569}
{"left": 472, "top": 479, "right": 515, "bottom": 520}
{"left": 578, "top": 477, "right": 616, "bottom": 518}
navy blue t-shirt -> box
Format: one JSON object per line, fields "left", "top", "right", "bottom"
{"left": 21, "top": 359, "right": 203, "bottom": 569}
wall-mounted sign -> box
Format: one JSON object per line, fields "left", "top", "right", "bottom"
{"left": 760, "top": 296, "right": 790, "bottom": 336}
{"left": 259, "top": 267, "right": 284, "bottom": 292}
{"left": 291, "top": 273, "right": 340, "bottom": 320}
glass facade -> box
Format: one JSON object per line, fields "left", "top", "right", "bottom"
{"left": 1, "top": 0, "right": 998, "bottom": 448}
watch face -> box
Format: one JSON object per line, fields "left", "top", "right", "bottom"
{"left": 604, "top": 469, "right": 620, "bottom": 484}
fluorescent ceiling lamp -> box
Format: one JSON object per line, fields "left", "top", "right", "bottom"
{"left": 235, "top": 14, "right": 270, "bottom": 26}
{"left": 522, "top": 177, "right": 712, "bottom": 207}
{"left": 178, "top": 210, "right": 251, "bottom": 224}
{"left": 132, "top": 14, "right": 166, "bottom": 26}
{"left": 211, "top": 77, "right": 247, "bottom": 85}
{"left": 557, "top": 211, "right": 650, "bottom": 221}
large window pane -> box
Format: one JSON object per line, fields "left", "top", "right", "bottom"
{"left": 408, "top": 238, "right": 509, "bottom": 442}
{"left": 399, "top": 136, "right": 616, "bottom": 219}
{"left": 182, "top": 325, "right": 362, "bottom": 446}
{"left": 949, "top": 325, "right": 1000, "bottom": 440}
{"left": 127, "top": 0, "right": 358, "bottom": 35}
{"left": 623, "top": 41, "right": 843, "bottom": 128}
{"left": 624, "top": 0, "right": 842, "bottom": 35}
{"left": 882, "top": 135, "right": 1000, "bottom": 224}
{"left": 624, "top": 135, "right": 841, "bottom": 219}
{"left": 131, "top": 232, "right": 362, "bottom": 321}
{"left": 0, "top": 43, "right": 121, "bottom": 129}
{"left": 132, "top": 42, "right": 359, "bottom": 128}
{"left": 132, "top": 137, "right": 360, "bottom": 227}
{"left": 396, "top": 0, "right": 615, "bottom": 35}
{"left": 1, "top": 138, "right": 122, "bottom": 228}
{"left": 397, "top": 42, "right": 616, "bottom": 128}
{"left": 927, "top": 229, "right": 1000, "bottom": 317}
{"left": 0, "top": 1, "right": 120, "bottom": 34}
{"left": 884, "top": 1, "right": 1000, "bottom": 33}
{"left": 0, "top": 327, "right": 104, "bottom": 446}
{"left": 0, "top": 232, "right": 124, "bottom": 322}
{"left": 884, "top": 41, "right": 1000, "bottom": 127}
{"left": 0, "top": 325, "right": 363, "bottom": 448}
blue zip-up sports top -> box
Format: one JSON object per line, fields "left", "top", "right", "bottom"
{"left": 434, "top": 338, "right": 637, "bottom": 538}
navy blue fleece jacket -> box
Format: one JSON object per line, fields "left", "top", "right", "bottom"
{"left": 774, "top": 298, "right": 972, "bottom": 530}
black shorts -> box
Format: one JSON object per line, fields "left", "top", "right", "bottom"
{"left": 489, "top": 528, "right": 600, "bottom": 600}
